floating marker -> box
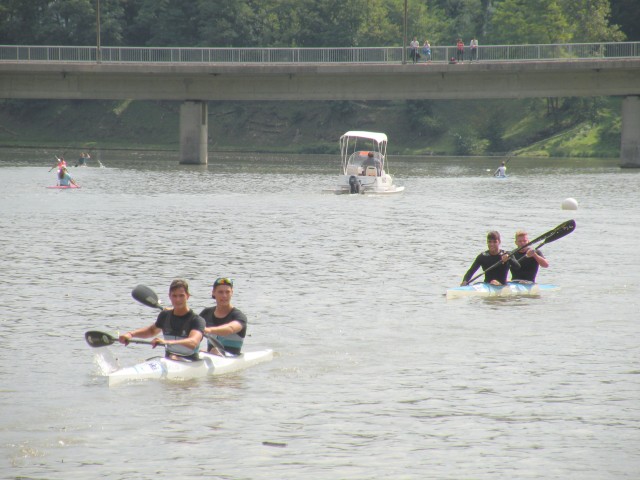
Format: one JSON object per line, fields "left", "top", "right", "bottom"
{"left": 561, "top": 198, "right": 578, "bottom": 210}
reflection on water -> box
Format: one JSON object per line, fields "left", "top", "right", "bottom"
{"left": 1, "top": 147, "right": 639, "bottom": 479}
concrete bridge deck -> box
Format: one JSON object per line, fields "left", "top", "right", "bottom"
{"left": 1, "top": 58, "right": 640, "bottom": 100}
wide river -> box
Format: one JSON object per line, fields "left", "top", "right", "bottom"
{"left": 1, "top": 147, "right": 639, "bottom": 479}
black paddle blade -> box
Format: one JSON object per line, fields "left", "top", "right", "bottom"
{"left": 540, "top": 219, "right": 575, "bottom": 246}
{"left": 131, "top": 284, "right": 163, "bottom": 310}
{"left": 85, "top": 330, "right": 117, "bottom": 348}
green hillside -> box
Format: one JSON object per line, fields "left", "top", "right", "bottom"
{"left": 0, "top": 97, "right": 622, "bottom": 157}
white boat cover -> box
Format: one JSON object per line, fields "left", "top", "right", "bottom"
{"left": 340, "top": 131, "right": 388, "bottom": 144}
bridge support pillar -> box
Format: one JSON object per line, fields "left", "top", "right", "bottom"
{"left": 620, "top": 96, "right": 640, "bottom": 168}
{"left": 179, "top": 101, "right": 208, "bottom": 165}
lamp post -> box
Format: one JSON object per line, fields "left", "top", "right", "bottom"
{"left": 402, "top": 0, "right": 407, "bottom": 64}
{"left": 96, "top": 0, "right": 101, "bottom": 63}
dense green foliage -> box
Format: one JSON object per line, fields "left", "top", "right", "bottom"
{"left": 0, "top": 0, "right": 630, "bottom": 46}
{"left": 0, "top": 97, "right": 623, "bottom": 158}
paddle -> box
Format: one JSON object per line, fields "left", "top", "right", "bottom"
{"left": 85, "top": 330, "right": 157, "bottom": 348}
{"left": 131, "top": 284, "right": 228, "bottom": 355}
{"left": 131, "top": 284, "right": 164, "bottom": 311}
{"left": 465, "top": 219, "right": 576, "bottom": 284}
{"left": 48, "top": 155, "right": 62, "bottom": 172}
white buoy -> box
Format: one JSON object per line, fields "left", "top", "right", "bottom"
{"left": 561, "top": 198, "right": 578, "bottom": 210}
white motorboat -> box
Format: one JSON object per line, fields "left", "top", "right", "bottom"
{"left": 330, "top": 131, "right": 404, "bottom": 194}
{"left": 98, "top": 349, "right": 274, "bottom": 387}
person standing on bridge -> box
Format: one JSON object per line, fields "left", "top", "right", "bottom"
{"left": 470, "top": 38, "right": 478, "bottom": 62}
{"left": 410, "top": 37, "right": 420, "bottom": 63}
{"left": 422, "top": 40, "right": 431, "bottom": 62}
{"left": 456, "top": 38, "right": 465, "bottom": 63}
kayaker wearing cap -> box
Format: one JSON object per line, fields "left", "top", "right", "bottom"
{"left": 199, "top": 278, "right": 247, "bottom": 356}
{"left": 119, "top": 279, "right": 205, "bottom": 361}
{"left": 461, "top": 231, "right": 520, "bottom": 286}
{"left": 510, "top": 230, "right": 549, "bottom": 282}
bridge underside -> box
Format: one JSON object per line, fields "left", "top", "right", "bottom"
{"left": 1, "top": 60, "right": 640, "bottom": 165}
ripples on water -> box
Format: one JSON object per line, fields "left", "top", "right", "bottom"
{"left": 1, "top": 148, "right": 639, "bottom": 479}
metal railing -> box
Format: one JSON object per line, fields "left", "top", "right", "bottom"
{"left": 0, "top": 42, "right": 638, "bottom": 64}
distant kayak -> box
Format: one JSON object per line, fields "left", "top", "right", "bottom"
{"left": 446, "top": 281, "right": 559, "bottom": 299}
{"left": 46, "top": 185, "right": 81, "bottom": 189}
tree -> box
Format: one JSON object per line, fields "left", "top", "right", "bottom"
{"left": 132, "top": 0, "right": 201, "bottom": 46}
{"left": 561, "top": 0, "right": 624, "bottom": 42}
{"left": 197, "top": 0, "right": 259, "bottom": 47}
{"left": 610, "top": 0, "right": 640, "bottom": 40}
{"left": 293, "top": 0, "right": 362, "bottom": 47}
{"left": 0, "top": 0, "right": 48, "bottom": 44}
{"left": 487, "top": 0, "right": 570, "bottom": 44}
{"left": 430, "top": 0, "right": 487, "bottom": 43}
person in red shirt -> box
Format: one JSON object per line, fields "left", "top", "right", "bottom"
{"left": 456, "top": 38, "right": 465, "bottom": 62}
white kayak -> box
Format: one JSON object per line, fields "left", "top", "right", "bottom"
{"left": 446, "top": 282, "right": 559, "bottom": 300}
{"left": 103, "top": 349, "right": 273, "bottom": 386}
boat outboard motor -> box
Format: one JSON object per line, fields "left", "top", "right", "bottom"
{"left": 349, "top": 175, "right": 361, "bottom": 194}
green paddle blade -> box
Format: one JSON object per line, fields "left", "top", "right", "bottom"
{"left": 85, "top": 330, "right": 117, "bottom": 348}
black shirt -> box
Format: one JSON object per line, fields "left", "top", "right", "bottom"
{"left": 463, "top": 250, "right": 520, "bottom": 284}
{"left": 511, "top": 249, "right": 545, "bottom": 282}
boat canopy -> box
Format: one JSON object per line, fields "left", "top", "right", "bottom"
{"left": 340, "top": 131, "right": 388, "bottom": 145}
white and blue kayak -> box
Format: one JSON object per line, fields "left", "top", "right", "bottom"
{"left": 96, "top": 349, "right": 273, "bottom": 387}
{"left": 446, "top": 282, "right": 559, "bottom": 299}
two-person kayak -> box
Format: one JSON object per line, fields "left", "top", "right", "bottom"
{"left": 446, "top": 281, "right": 559, "bottom": 299}
{"left": 105, "top": 349, "right": 274, "bottom": 387}
{"left": 86, "top": 330, "right": 273, "bottom": 386}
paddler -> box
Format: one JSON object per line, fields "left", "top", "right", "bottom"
{"left": 510, "top": 230, "right": 549, "bottom": 282}
{"left": 75, "top": 152, "right": 89, "bottom": 167}
{"left": 57, "top": 166, "right": 79, "bottom": 187}
{"left": 494, "top": 161, "right": 507, "bottom": 177}
{"left": 461, "top": 231, "right": 520, "bottom": 286}
{"left": 49, "top": 156, "right": 67, "bottom": 172}
{"left": 119, "top": 279, "right": 205, "bottom": 361}
{"left": 199, "top": 277, "right": 247, "bottom": 356}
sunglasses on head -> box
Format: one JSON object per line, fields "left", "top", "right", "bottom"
{"left": 213, "top": 277, "right": 233, "bottom": 288}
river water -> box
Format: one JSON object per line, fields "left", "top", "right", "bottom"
{"left": 1, "top": 147, "right": 639, "bottom": 479}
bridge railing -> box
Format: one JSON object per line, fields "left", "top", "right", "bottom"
{"left": 0, "top": 42, "right": 638, "bottom": 64}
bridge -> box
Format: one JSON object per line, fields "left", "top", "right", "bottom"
{"left": 1, "top": 42, "right": 640, "bottom": 167}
